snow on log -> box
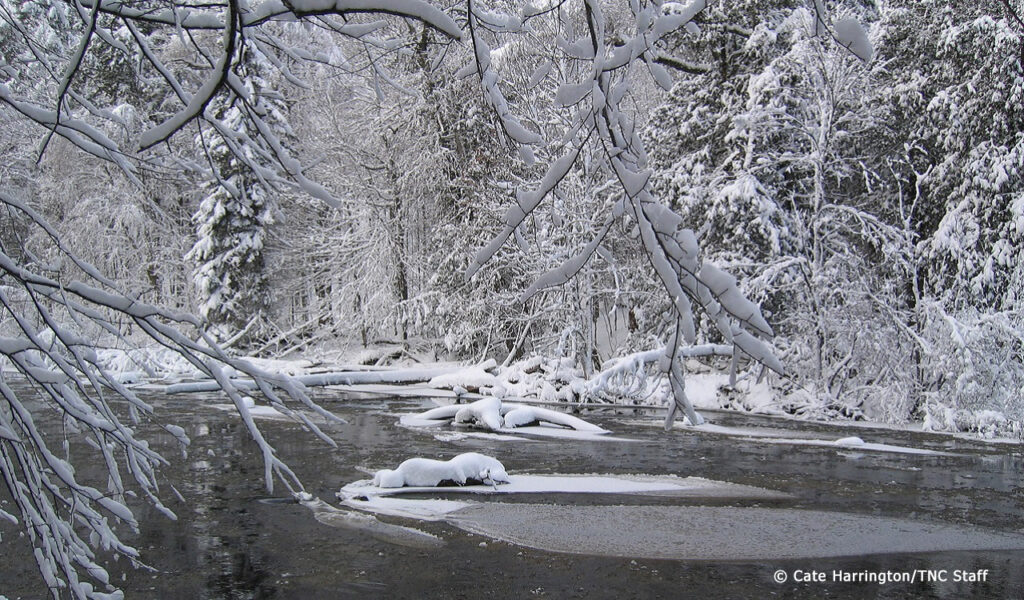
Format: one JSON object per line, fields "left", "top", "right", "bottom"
{"left": 415, "top": 404, "right": 463, "bottom": 421}
{"left": 454, "top": 397, "right": 504, "bottom": 431}
{"left": 501, "top": 404, "right": 606, "bottom": 433}
{"left": 403, "top": 397, "right": 608, "bottom": 434}
{"left": 372, "top": 452, "right": 510, "bottom": 488}
{"left": 427, "top": 359, "right": 499, "bottom": 392}
{"left": 164, "top": 365, "right": 464, "bottom": 394}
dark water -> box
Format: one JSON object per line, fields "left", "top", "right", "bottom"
{"left": 2, "top": 388, "right": 1023, "bottom": 599}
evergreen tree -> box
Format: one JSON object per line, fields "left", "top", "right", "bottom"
{"left": 188, "top": 45, "right": 290, "bottom": 347}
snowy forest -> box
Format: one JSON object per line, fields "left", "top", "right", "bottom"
{"left": 1, "top": 0, "right": 1023, "bottom": 597}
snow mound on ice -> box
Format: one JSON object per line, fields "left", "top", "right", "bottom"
{"left": 833, "top": 436, "right": 865, "bottom": 446}
{"left": 337, "top": 474, "right": 791, "bottom": 521}
{"left": 372, "top": 452, "right": 510, "bottom": 488}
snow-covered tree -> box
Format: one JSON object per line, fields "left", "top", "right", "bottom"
{"left": 871, "top": 1, "right": 1024, "bottom": 429}
{"left": 645, "top": 2, "right": 906, "bottom": 418}
{"left": 0, "top": 2, "right": 464, "bottom": 596}
{"left": 0, "top": 0, "right": 880, "bottom": 596}
{"left": 187, "top": 46, "right": 284, "bottom": 347}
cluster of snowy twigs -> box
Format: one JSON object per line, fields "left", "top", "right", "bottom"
{"left": 1, "top": 192, "right": 342, "bottom": 597}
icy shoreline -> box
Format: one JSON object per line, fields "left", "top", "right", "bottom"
{"left": 15, "top": 343, "right": 1014, "bottom": 442}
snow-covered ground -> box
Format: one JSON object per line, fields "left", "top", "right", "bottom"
{"left": 65, "top": 343, "right": 1021, "bottom": 443}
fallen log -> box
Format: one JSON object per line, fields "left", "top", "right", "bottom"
{"left": 164, "top": 365, "right": 464, "bottom": 394}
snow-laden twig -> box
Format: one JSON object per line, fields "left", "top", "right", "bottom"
{"left": 463, "top": 0, "right": 783, "bottom": 425}
{"left": 1, "top": 190, "right": 342, "bottom": 597}
{"left": 138, "top": 0, "right": 238, "bottom": 150}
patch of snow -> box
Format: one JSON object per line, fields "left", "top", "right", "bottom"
{"left": 112, "top": 371, "right": 148, "bottom": 385}
{"left": 96, "top": 345, "right": 204, "bottom": 380}
{"left": 833, "top": 436, "right": 865, "bottom": 446}
{"left": 681, "top": 372, "right": 730, "bottom": 409}
{"left": 237, "top": 356, "right": 316, "bottom": 376}
{"left": 298, "top": 496, "right": 443, "bottom": 548}
{"left": 342, "top": 496, "right": 474, "bottom": 521}
{"left": 496, "top": 425, "right": 632, "bottom": 442}
{"left": 210, "top": 402, "right": 287, "bottom": 420}
{"left": 653, "top": 421, "right": 960, "bottom": 455}
{"left": 639, "top": 420, "right": 812, "bottom": 439}
{"left": 433, "top": 431, "right": 532, "bottom": 443}
{"left": 399, "top": 414, "right": 453, "bottom": 428}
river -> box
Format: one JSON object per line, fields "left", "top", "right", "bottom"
{"left": 1, "top": 385, "right": 1022, "bottom": 598}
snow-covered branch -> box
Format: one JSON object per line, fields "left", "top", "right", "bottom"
{"left": 0, "top": 188, "right": 340, "bottom": 597}
{"left": 462, "top": 0, "right": 782, "bottom": 422}
{"left": 138, "top": 0, "right": 239, "bottom": 150}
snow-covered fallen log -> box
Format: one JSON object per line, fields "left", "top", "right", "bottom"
{"left": 454, "top": 397, "right": 504, "bottom": 430}
{"left": 427, "top": 359, "right": 500, "bottom": 393}
{"left": 583, "top": 344, "right": 733, "bottom": 402}
{"left": 164, "top": 365, "right": 464, "bottom": 394}
{"left": 372, "top": 452, "right": 510, "bottom": 488}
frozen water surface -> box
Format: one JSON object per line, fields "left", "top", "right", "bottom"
{"left": 450, "top": 504, "right": 1024, "bottom": 560}
{"left": 1, "top": 386, "right": 1023, "bottom": 599}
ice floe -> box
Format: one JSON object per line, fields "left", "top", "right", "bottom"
{"left": 449, "top": 504, "right": 1024, "bottom": 560}
{"left": 341, "top": 471, "right": 788, "bottom": 502}
{"left": 297, "top": 496, "right": 443, "bottom": 548}
{"left": 649, "top": 421, "right": 962, "bottom": 456}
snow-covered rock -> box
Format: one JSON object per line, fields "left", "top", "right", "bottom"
{"left": 372, "top": 452, "right": 510, "bottom": 488}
